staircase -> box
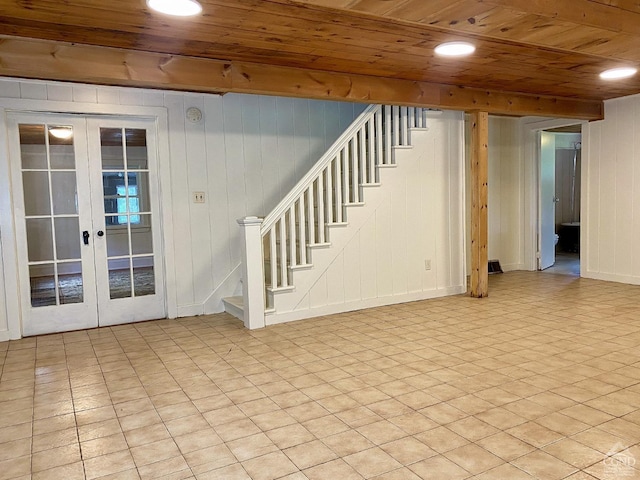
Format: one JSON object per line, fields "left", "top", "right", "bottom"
{"left": 223, "top": 105, "right": 432, "bottom": 329}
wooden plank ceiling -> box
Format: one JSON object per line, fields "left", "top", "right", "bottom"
{"left": 1, "top": 0, "right": 639, "bottom": 119}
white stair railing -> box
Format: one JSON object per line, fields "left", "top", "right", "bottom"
{"left": 236, "top": 104, "right": 429, "bottom": 328}
{"left": 261, "top": 105, "right": 427, "bottom": 292}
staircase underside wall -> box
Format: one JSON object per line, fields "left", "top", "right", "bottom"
{"left": 267, "top": 111, "right": 467, "bottom": 324}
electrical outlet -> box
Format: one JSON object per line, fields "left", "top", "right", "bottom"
{"left": 425, "top": 259, "right": 431, "bottom": 270}
{"left": 193, "top": 191, "right": 205, "bottom": 203}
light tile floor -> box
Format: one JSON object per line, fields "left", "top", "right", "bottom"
{"left": 1, "top": 271, "right": 640, "bottom": 479}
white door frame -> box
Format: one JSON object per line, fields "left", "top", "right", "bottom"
{"left": 0, "top": 97, "right": 176, "bottom": 339}
{"left": 521, "top": 117, "right": 587, "bottom": 273}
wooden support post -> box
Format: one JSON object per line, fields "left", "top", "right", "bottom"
{"left": 470, "top": 111, "right": 489, "bottom": 298}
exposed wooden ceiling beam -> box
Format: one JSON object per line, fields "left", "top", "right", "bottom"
{"left": 0, "top": 37, "right": 603, "bottom": 120}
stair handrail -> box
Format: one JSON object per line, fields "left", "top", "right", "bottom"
{"left": 260, "top": 104, "right": 382, "bottom": 235}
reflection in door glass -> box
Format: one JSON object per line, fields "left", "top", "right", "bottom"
{"left": 100, "top": 128, "right": 125, "bottom": 169}
{"left": 30, "top": 264, "right": 56, "bottom": 307}
{"left": 108, "top": 258, "right": 132, "bottom": 299}
{"left": 58, "top": 262, "right": 84, "bottom": 305}
{"left": 19, "top": 123, "right": 84, "bottom": 308}
{"left": 133, "top": 257, "right": 155, "bottom": 297}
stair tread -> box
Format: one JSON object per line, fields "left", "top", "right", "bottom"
{"left": 222, "top": 296, "right": 243, "bottom": 308}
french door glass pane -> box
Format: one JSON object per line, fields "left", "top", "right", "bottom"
{"left": 108, "top": 258, "right": 132, "bottom": 299}
{"left": 20, "top": 125, "right": 47, "bottom": 169}
{"left": 55, "top": 217, "right": 81, "bottom": 260}
{"left": 22, "top": 172, "right": 51, "bottom": 216}
{"left": 30, "top": 264, "right": 56, "bottom": 307}
{"left": 100, "top": 127, "right": 155, "bottom": 300}
{"left": 100, "top": 128, "right": 125, "bottom": 169}
{"left": 58, "top": 262, "right": 83, "bottom": 305}
{"left": 26, "top": 219, "right": 54, "bottom": 262}
{"left": 133, "top": 257, "right": 154, "bottom": 297}
{"left": 126, "top": 129, "right": 148, "bottom": 170}
{"left": 19, "top": 123, "right": 83, "bottom": 308}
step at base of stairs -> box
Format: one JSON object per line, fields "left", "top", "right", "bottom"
{"left": 362, "top": 183, "right": 381, "bottom": 187}
{"left": 222, "top": 296, "right": 244, "bottom": 321}
{"left": 344, "top": 202, "right": 365, "bottom": 207}
{"left": 377, "top": 164, "right": 397, "bottom": 169}
{"left": 393, "top": 145, "right": 413, "bottom": 150}
{"left": 327, "top": 222, "right": 348, "bottom": 227}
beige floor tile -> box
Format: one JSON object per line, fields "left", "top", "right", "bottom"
{"left": 344, "top": 446, "right": 402, "bottom": 478}
{"left": 472, "top": 463, "right": 534, "bottom": 480}
{"left": 443, "top": 443, "right": 503, "bottom": 474}
{"left": 83, "top": 450, "right": 136, "bottom": 480}
{"left": 323, "top": 430, "right": 375, "bottom": 456}
{"left": 303, "top": 458, "right": 362, "bottom": 480}
{"left": 447, "top": 416, "right": 500, "bottom": 441}
{"left": 506, "top": 421, "right": 565, "bottom": 448}
{"left": 174, "top": 428, "right": 222, "bottom": 454}
{"left": 32, "top": 442, "right": 81, "bottom": 472}
{"left": 284, "top": 439, "right": 337, "bottom": 469}
{"left": 32, "top": 461, "right": 85, "bottom": 480}
{"left": 137, "top": 455, "right": 190, "bottom": 480}
{"left": 130, "top": 438, "right": 181, "bottom": 467}
{"left": 475, "top": 407, "right": 527, "bottom": 430}
{"left": 266, "top": 424, "right": 316, "bottom": 449}
{"left": 227, "top": 432, "right": 278, "bottom": 461}
{"left": 414, "top": 426, "right": 469, "bottom": 454}
{"left": 81, "top": 432, "right": 129, "bottom": 459}
{"left": 380, "top": 436, "right": 437, "bottom": 465}
{"left": 476, "top": 432, "right": 536, "bottom": 461}
{"left": 512, "top": 450, "right": 579, "bottom": 480}
{"left": 543, "top": 438, "right": 605, "bottom": 469}
{"left": 356, "top": 420, "right": 408, "bottom": 445}
{"left": 242, "top": 451, "right": 299, "bottom": 480}
{"left": 196, "top": 463, "right": 251, "bottom": 480}
{"left": 0, "top": 456, "right": 31, "bottom": 480}
{"left": 408, "top": 455, "right": 471, "bottom": 480}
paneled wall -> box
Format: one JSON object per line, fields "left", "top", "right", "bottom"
{"left": 280, "top": 112, "right": 466, "bottom": 321}
{"left": 583, "top": 94, "right": 640, "bottom": 284}
{"left": 465, "top": 116, "right": 524, "bottom": 272}
{"left": 0, "top": 77, "right": 366, "bottom": 338}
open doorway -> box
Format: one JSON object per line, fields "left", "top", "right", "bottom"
{"left": 539, "top": 125, "right": 581, "bottom": 276}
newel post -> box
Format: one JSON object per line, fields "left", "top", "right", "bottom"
{"left": 237, "top": 216, "right": 266, "bottom": 329}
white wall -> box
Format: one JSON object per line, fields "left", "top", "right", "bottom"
{"left": 271, "top": 112, "right": 466, "bottom": 322}
{"left": 582, "top": 94, "right": 640, "bottom": 284}
{"left": 0, "top": 77, "right": 366, "bottom": 339}
{"left": 465, "top": 116, "right": 525, "bottom": 273}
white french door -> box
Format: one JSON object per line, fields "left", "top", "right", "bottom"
{"left": 8, "top": 113, "right": 166, "bottom": 336}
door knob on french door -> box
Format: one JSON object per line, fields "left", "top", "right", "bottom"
{"left": 97, "top": 230, "right": 104, "bottom": 237}
{"left": 82, "top": 231, "right": 90, "bottom": 245}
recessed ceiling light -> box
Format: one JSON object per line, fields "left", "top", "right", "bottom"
{"left": 49, "top": 127, "right": 73, "bottom": 140}
{"left": 434, "top": 41, "right": 476, "bottom": 57}
{"left": 600, "top": 67, "right": 637, "bottom": 80}
{"left": 147, "top": 0, "right": 202, "bottom": 17}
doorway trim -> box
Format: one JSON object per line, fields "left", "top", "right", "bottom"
{"left": 0, "top": 97, "right": 176, "bottom": 339}
{"left": 521, "top": 117, "right": 588, "bottom": 274}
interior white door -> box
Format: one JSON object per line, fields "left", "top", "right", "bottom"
{"left": 9, "top": 114, "right": 99, "bottom": 336}
{"left": 539, "top": 131, "right": 556, "bottom": 270}
{"left": 9, "top": 114, "right": 166, "bottom": 336}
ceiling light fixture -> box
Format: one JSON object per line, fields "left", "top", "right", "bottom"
{"left": 434, "top": 41, "right": 476, "bottom": 57}
{"left": 599, "top": 67, "right": 637, "bottom": 80}
{"left": 147, "top": 0, "right": 202, "bottom": 17}
{"left": 49, "top": 127, "right": 73, "bottom": 140}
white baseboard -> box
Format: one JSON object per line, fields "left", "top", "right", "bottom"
{"left": 176, "top": 304, "right": 204, "bottom": 318}
{"left": 0, "top": 330, "right": 10, "bottom": 342}
{"left": 582, "top": 270, "right": 640, "bottom": 286}
{"left": 266, "top": 285, "right": 467, "bottom": 326}
{"left": 500, "top": 263, "right": 527, "bottom": 272}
